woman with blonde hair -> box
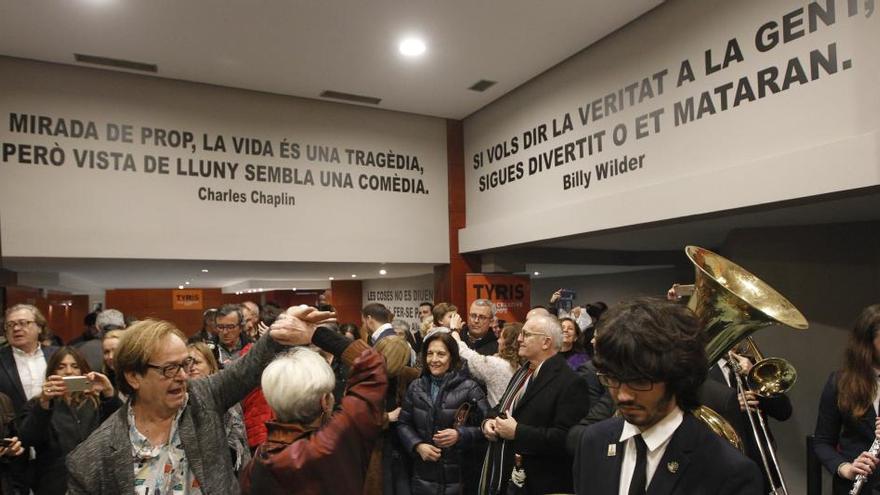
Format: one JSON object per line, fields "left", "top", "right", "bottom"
{"left": 450, "top": 322, "right": 523, "bottom": 406}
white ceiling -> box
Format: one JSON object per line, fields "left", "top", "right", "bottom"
{"left": 0, "top": 0, "right": 662, "bottom": 119}
{"left": 0, "top": 0, "right": 667, "bottom": 292}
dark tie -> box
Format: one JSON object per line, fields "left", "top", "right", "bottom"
{"left": 628, "top": 434, "right": 648, "bottom": 495}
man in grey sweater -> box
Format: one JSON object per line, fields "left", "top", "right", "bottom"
{"left": 66, "top": 306, "right": 332, "bottom": 495}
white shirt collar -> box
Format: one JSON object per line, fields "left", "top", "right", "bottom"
{"left": 12, "top": 344, "right": 42, "bottom": 357}
{"left": 371, "top": 322, "right": 393, "bottom": 342}
{"left": 619, "top": 406, "right": 684, "bottom": 452}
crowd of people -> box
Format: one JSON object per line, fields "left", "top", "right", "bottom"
{"left": 0, "top": 291, "right": 878, "bottom": 494}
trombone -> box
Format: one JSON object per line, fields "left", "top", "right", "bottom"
{"left": 728, "top": 338, "right": 796, "bottom": 495}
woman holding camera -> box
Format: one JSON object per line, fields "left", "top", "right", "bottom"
{"left": 16, "top": 346, "right": 120, "bottom": 495}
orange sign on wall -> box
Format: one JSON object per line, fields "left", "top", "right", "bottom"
{"left": 465, "top": 274, "right": 531, "bottom": 323}
{"left": 172, "top": 289, "right": 204, "bottom": 310}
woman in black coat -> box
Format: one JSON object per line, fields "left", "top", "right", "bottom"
{"left": 814, "top": 304, "right": 880, "bottom": 495}
{"left": 398, "top": 331, "right": 490, "bottom": 495}
{"left": 16, "top": 346, "right": 121, "bottom": 495}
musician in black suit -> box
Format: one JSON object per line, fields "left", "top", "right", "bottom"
{"left": 814, "top": 304, "right": 880, "bottom": 495}
{"left": 571, "top": 298, "right": 761, "bottom": 495}
{"left": 479, "top": 314, "right": 589, "bottom": 494}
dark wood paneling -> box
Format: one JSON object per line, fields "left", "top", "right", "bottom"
{"left": 5, "top": 286, "right": 89, "bottom": 344}
{"left": 329, "top": 281, "right": 362, "bottom": 327}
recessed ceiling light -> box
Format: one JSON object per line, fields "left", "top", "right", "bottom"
{"left": 533, "top": 271, "right": 541, "bottom": 276}
{"left": 329, "top": 276, "right": 335, "bottom": 281}
{"left": 185, "top": 281, "right": 190, "bottom": 285}
{"left": 399, "top": 37, "right": 426, "bottom": 57}
{"left": 201, "top": 269, "right": 209, "bottom": 273}
{"left": 379, "top": 269, "right": 387, "bottom": 275}
{"left": 351, "top": 274, "right": 357, "bottom": 278}
{"left": 292, "top": 288, "right": 297, "bottom": 291}
{"left": 178, "top": 285, "right": 184, "bottom": 289}
{"left": 258, "top": 288, "right": 263, "bottom": 292}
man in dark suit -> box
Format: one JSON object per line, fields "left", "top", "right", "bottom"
{"left": 480, "top": 314, "right": 589, "bottom": 494}
{"left": 2, "top": 304, "right": 58, "bottom": 492}
{"left": 571, "top": 298, "right": 761, "bottom": 495}
{"left": 362, "top": 303, "right": 395, "bottom": 346}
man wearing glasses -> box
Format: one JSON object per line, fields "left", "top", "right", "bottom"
{"left": 1, "top": 304, "right": 58, "bottom": 412}
{"left": 1, "top": 304, "right": 59, "bottom": 492}
{"left": 479, "top": 314, "right": 588, "bottom": 494}
{"left": 570, "top": 298, "right": 760, "bottom": 495}
{"left": 462, "top": 299, "right": 499, "bottom": 356}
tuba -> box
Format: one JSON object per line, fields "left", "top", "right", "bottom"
{"left": 683, "top": 246, "right": 808, "bottom": 495}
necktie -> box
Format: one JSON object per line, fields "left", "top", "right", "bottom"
{"left": 628, "top": 434, "right": 648, "bottom": 495}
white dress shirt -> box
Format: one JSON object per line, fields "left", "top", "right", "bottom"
{"left": 12, "top": 345, "right": 47, "bottom": 400}
{"left": 618, "top": 407, "right": 684, "bottom": 495}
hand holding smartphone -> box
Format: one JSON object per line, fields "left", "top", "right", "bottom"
{"left": 62, "top": 376, "right": 91, "bottom": 393}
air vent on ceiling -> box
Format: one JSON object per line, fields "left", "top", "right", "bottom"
{"left": 469, "top": 79, "right": 497, "bottom": 92}
{"left": 74, "top": 53, "right": 158, "bottom": 73}
{"left": 320, "top": 90, "right": 381, "bottom": 105}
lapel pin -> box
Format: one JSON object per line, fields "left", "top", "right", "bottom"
{"left": 607, "top": 444, "right": 617, "bottom": 457}
{"left": 667, "top": 461, "right": 679, "bottom": 473}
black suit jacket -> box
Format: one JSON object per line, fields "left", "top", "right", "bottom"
{"left": 485, "top": 353, "right": 589, "bottom": 494}
{"left": 0, "top": 345, "right": 58, "bottom": 412}
{"left": 572, "top": 413, "right": 762, "bottom": 495}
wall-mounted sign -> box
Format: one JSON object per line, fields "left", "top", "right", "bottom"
{"left": 466, "top": 274, "right": 531, "bottom": 323}
{"left": 172, "top": 289, "right": 203, "bottom": 310}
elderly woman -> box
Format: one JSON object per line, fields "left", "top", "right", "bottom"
{"left": 187, "top": 342, "right": 250, "bottom": 475}
{"left": 16, "top": 346, "right": 120, "bottom": 494}
{"left": 65, "top": 306, "right": 331, "bottom": 495}
{"left": 240, "top": 314, "right": 387, "bottom": 494}
{"left": 398, "top": 332, "right": 490, "bottom": 495}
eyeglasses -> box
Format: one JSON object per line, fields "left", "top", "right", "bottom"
{"left": 469, "top": 313, "right": 491, "bottom": 322}
{"left": 4, "top": 320, "right": 35, "bottom": 331}
{"left": 521, "top": 330, "right": 548, "bottom": 340}
{"left": 146, "top": 357, "right": 195, "bottom": 379}
{"left": 215, "top": 323, "right": 241, "bottom": 332}
{"left": 596, "top": 372, "right": 655, "bottom": 391}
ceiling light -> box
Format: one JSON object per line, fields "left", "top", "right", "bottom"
{"left": 258, "top": 288, "right": 263, "bottom": 292}
{"left": 533, "top": 271, "right": 541, "bottom": 276}
{"left": 178, "top": 285, "right": 184, "bottom": 289}
{"left": 379, "top": 269, "right": 387, "bottom": 275}
{"left": 292, "top": 288, "right": 297, "bottom": 291}
{"left": 201, "top": 269, "right": 209, "bottom": 273}
{"left": 329, "top": 276, "right": 335, "bottom": 281}
{"left": 185, "top": 281, "right": 190, "bottom": 285}
{"left": 351, "top": 274, "right": 357, "bottom": 278}
{"left": 399, "top": 37, "right": 426, "bottom": 57}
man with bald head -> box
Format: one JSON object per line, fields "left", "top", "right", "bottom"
{"left": 479, "top": 314, "right": 588, "bottom": 494}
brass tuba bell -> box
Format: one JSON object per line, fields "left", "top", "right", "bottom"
{"left": 685, "top": 245, "right": 808, "bottom": 365}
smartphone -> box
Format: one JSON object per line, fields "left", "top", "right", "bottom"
{"left": 62, "top": 376, "right": 91, "bottom": 393}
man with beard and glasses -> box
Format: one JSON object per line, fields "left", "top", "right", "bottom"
{"left": 571, "top": 298, "right": 760, "bottom": 495}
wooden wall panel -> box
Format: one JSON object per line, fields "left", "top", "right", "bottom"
{"left": 329, "top": 281, "right": 362, "bottom": 327}
{"left": 437, "top": 120, "right": 480, "bottom": 310}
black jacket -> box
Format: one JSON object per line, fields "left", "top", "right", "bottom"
{"left": 17, "top": 395, "right": 121, "bottom": 494}
{"left": 814, "top": 371, "right": 879, "bottom": 495}
{"left": 0, "top": 346, "right": 58, "bottom": 413}
{"left": 483, "top": 354, "right": 589, "bottom": 495}
{"left": 398, "top": 369, "right": 489, "bottom": 495}
{"left": 462, "top": 326, "right": 498, "bottom": 356}
{"left": 572, "top": 413, "right": 762, "bottom": 495}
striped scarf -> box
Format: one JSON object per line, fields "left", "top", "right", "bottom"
{"left": 478, "top": 363, "right": 533, "bottom": 495}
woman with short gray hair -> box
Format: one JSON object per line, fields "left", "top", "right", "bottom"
{"left": 240, "top": 312, "right": 388, "bottom": 494}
